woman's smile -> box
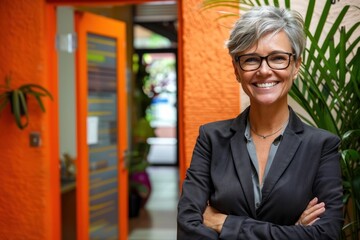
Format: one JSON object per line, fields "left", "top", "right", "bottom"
{"left": 253, "top": 81, "right": 279, "bottom": 88}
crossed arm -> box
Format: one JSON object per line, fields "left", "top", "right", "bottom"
{"left": 203, "top": 197, "right": 326, "bottom": 233}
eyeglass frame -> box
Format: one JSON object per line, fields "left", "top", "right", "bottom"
{"left": 234, "top": 52, "right": 296, "bottom": 72}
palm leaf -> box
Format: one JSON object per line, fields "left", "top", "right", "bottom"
{"left": 11, "top": 90, "right": 29, "bottom": 129}
{"left": 19, "top": 84, "right": 53, "bottom": 100}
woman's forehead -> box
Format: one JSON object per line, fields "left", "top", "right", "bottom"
{"left": 241, "top": 31, "right": 292, "bottom": 54}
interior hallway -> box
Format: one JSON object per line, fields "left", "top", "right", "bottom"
{"left": 129, "top": 166, "right": 179, "bottom": 240}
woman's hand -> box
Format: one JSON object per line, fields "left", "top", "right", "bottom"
{"left": 203, "top": 205, "right": 227, "bottom": 233}
{"left": 296, "top": 197, "right": 325, "bottom": 226}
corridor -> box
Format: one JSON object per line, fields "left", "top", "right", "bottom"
{"left": 129, "top": 166, "right": 179, "bottom": 240}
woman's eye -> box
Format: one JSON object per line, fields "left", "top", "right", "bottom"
{"left": 243, "top": 56, "right": 260, "bottom": 64}
{"left": 269, "top": 54, "right": 287, "bottom": 62}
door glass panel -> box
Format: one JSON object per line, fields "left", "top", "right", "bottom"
{"left": 87, "top": 33, "right": 119, "bottom": 239}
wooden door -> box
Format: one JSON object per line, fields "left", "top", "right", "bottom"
{"left": 75, "top": 11, "right": 128, "bottom": 240}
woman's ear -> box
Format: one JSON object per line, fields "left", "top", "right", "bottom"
{"left": 293, "top": 56, "right": 302, "bottom": 79}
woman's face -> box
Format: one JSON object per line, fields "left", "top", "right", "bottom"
{"left": 233, "top": 30, "right": 301, "bottom": 106}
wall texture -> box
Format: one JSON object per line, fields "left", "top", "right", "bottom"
{"left": 0, "top": 0, "right": 53, "bottom": 239}
{"left": 181, "top": 0, "right": 240, "bottom": 168}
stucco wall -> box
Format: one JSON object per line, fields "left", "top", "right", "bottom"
{"left": 0, "top": 0, "right": 53, "bottom": 239}
{"left": 181, "top": 0, "right": 240, "bottom": 168}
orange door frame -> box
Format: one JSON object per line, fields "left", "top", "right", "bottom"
{"left": 45, "top": 5, "right": 61, "bottom": 240}
{"left": 45, "top": 1, "right": 184, "bottom": 240}
{"left": 75, "top": 11, "right": 128, "bottom": 240}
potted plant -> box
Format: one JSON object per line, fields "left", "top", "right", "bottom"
{"left": 127, "top": 117, "right": 155, "bottom": 218}
{"left": 60, "top": 152, "right": 76, "bottom": 182}
{"left": 127, "top": 145, "right": 152, "bottom": 218}
{"left": 201, "top": 1, "right": 360, "bottom": 239}
{"left": 128, "top": 58, "right": 155, "bottom": 218}
{"left": 0, "top": 75, "right": 53, "bottom": 129}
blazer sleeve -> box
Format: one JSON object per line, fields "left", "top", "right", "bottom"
{"left": 219, "top": 134, "right": 344, "bottom": 240}
{"left": 177, "top": 125, "right": 219, "bottom": 239}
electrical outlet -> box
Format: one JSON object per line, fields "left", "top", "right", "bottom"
{"left": 30, "top": 132, "right": 41, "bottom": 147}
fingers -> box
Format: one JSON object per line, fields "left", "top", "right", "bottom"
{"left": 301, "top": 203, "right": 325, "bottom": 225}
{"left": 308, "top": 217, "right": 320, "bottom": 226}
{"left": 297, "top": 197, "right": 326, "bottom": 226}
{"left": 203, "top": 205, "right": 227, "bottom": 233}
{"left": 308, "top": 197, "right": 319, "bottom": 207}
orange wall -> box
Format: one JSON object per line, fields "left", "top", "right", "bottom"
{"left": 0, "top": 0, "right": 240, "bottom": 238}
{"left": 0, "top": 0, "right": 57, "bottom": 239}
{"left": 181, "top": 0, "right": 240, "bottom": 169}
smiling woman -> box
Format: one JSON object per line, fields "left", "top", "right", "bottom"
{"left": 177, "top": 5, "right": 343, "bottom": 240}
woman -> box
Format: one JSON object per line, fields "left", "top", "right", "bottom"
{"left": 177, "top": 6, "right": 343, "bottom": 240}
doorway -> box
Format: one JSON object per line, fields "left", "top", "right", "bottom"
{"left": 51, "top": 1, "right": 180, "bottom": 239}
{"left": 134, "top": 49, "right": 178, "bottom": 166}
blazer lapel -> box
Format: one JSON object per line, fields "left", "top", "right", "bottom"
{"left": 230, "top": 108, "right": 257, "bottom": 217}
{"left": 261, "top": 108, "right": 304, "bottom": 203}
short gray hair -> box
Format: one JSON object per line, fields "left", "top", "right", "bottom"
{"left": 226, "top": 6, "right": 306, "bottom": 60}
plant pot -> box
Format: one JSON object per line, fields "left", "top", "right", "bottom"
{"left": 129, "top": 171, "right": 152, "bottom": 207}
{"left": 129, "top": 192, "right": 142, "bottom": 218}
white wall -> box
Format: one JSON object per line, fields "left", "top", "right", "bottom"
{"left": 57, "top": 7, "right": 77, "bottom": 158}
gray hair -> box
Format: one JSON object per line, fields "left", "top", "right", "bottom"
{"left": 226, "top": 6, "right": 306, "bottom": 60}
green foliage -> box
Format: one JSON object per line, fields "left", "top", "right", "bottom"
{"left": 0, "top": 75, "right": 53, "bottom": 129}
{"left": 202, "top": 1, "right": 360, "bottom": 239}
{"left": 127, "top": 117, "right": 154, "bottom": 198}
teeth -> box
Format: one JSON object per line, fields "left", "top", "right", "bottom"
{"left": 256, "top": 82, "right": 277, "bottom": 88}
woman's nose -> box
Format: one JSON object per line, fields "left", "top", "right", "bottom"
{"left": 257, "top": 59, "right": 272, "bottom": 75}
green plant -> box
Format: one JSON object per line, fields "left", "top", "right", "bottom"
{"left": 0, "top": 75, "right": 53, "bottom": 129}
{"left": 128, "top": 117, "right": 154, "bottom": 198}
{"left": 202, "top": 1, "right": 360, "bottom": 239}
{"left": 341, "top": 130, "right": 360, "bottom": 239}
{"left": 289, "top": 4, "right": 360, "bottom": 238}
{"left": 128, "top": 53, "right": 155, "bottom": 200}
{"left": 127, "top": 149, "right": 151, "bottom": 197}
{"left": 60, "top": 153, "right": 76, "bottom": 181}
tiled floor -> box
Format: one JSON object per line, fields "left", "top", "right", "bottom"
{"left": 129, "top": 166, "right": 179, "bottom": 240}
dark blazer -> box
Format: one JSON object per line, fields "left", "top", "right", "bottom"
{"left": 177, "top": 107, "right": 343, "bottom": 240}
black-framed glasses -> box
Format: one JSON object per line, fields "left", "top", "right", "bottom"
{"left": 234, "top": 52, "right": 295, "bottom": 71}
